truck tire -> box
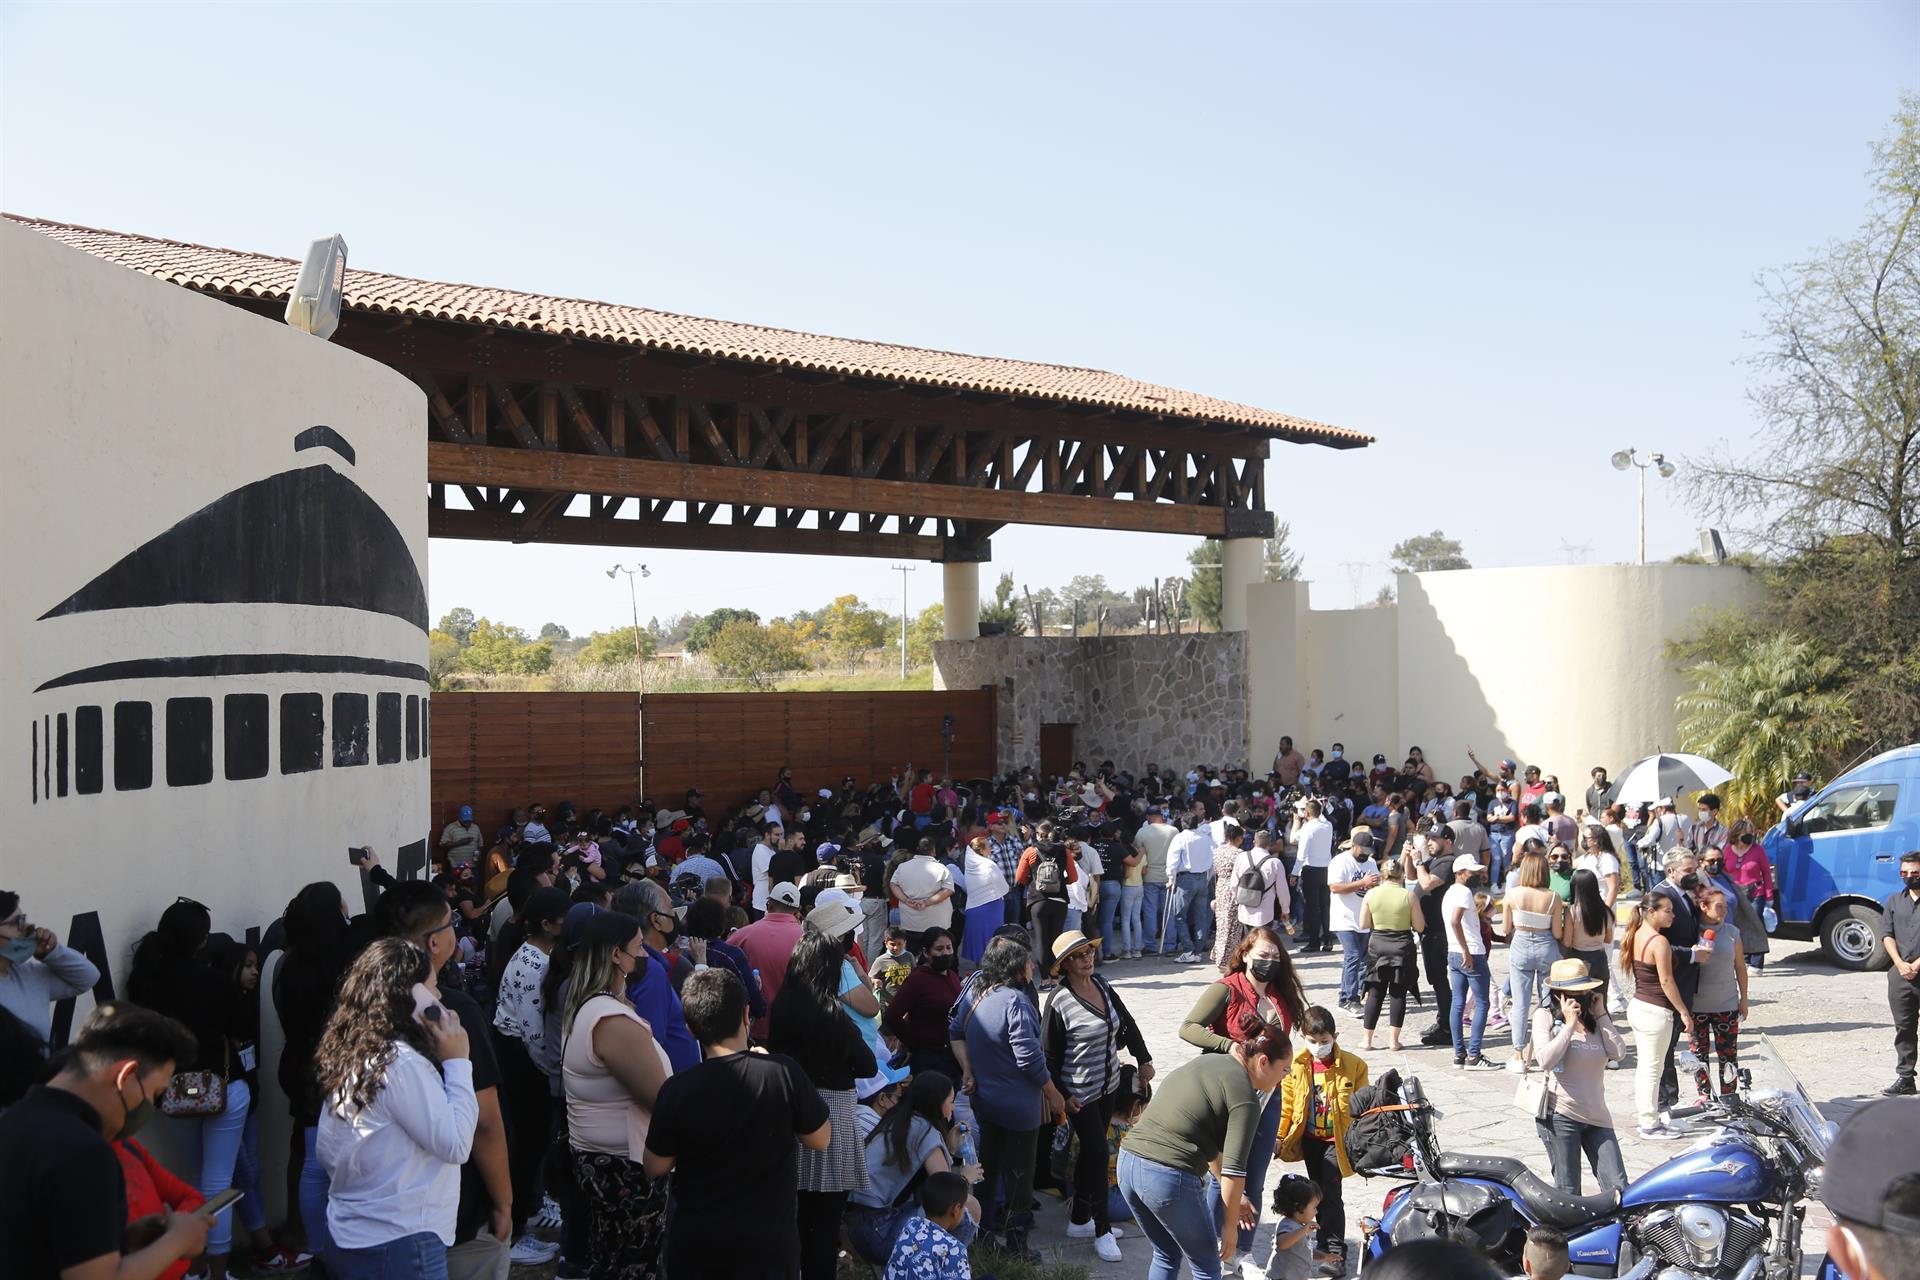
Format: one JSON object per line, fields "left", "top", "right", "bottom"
{"left": 1819, "top": 902, "right": 1891, "bottom": 972}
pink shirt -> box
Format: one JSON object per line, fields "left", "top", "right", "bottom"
{"left": 730, "top": 911, "right": 804, "bottom": 1038}
{"left": 1724, "top": 842, "right": 1774, "bottom": 901}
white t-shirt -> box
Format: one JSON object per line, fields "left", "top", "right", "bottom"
{"left": 1442, "top": 882, "right": 1486, "bottom": 955}
{"left": 1068, "top": 845, "right": 1103, "bottom": 913}
{"left": 1294, "top": 818, "right": 1334, "bottom": 869}
{"left": 891, "top": 856, "right": 954, "bottom": 931}
{"left": 1327, "top": 852, "right": 1370, "bottom": 933}
{"left": 1575, "top": 850, "right": 1621, "bottom": 900}
{"left": 750, "top": 843, "right": 776, "bottom": 912}
{"left": 1232, "top": 846, "right": 1288, "bottom": 926}
{"left": 1168, "top": 827, "right": 1215, "bottom": 876}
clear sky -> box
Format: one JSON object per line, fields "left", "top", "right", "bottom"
{"left": 4, "top": 1, "right": 1914, "bottom": 636}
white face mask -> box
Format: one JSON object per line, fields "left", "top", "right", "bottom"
{"left": 800, "top": 809, "right": 812, "bottom": 823}
{"left": 1308, "top": 1040, "right": 1335, "bottom": 1059}
{"left": 1697, "top": 810, "right": 1710, "bottom": 821}
{"left": 1331, "top": 751, "right": 1343, "bottom": 760}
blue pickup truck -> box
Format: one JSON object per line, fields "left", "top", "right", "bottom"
{"left": 1764, "top": 743, "right": 1918, "bottom": 970}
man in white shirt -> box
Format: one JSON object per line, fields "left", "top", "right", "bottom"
{"left": 1637, "top": 798, "right": 1691, "bottom": 860}
{"left": 1066, "top": 838, "right": 1103, "bottom": 933}
{"left": 1443, "top": 856, "right": 1499, "bottom": 1068}
{"left": 1164, "top": 818, "right": 1216, "bottom": 961}
{"left": 750, "top": 820, "right": 781, "bottom": 917}
{"left": 1290, "top": 801, "right": 1335, "bottom": 953}
{"left": 1133, "top": 808, "right": 1177, "bottom": 956}
{"left": 1231, "top": 830, "right": 1291, "bottom": 938}
{"left": 1327, "top": 830, "right": 1382, "bottom": 1011}
{"left": 890, "top": 845, "right": 956, "bottom": 933}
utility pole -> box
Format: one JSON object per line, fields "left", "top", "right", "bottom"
{"left": 889, "top": 563, "right": 917, "bottom": 680}
{"left": 606, "top": 564, "right": 651, "bottom": 798}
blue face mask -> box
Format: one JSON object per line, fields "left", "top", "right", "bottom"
{"left": 1, "top": 935, "right": 37, "bottom": 964}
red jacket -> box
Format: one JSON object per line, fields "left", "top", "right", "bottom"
{"left": 117, "top": 1139, "right": 204, "bottom": 1280}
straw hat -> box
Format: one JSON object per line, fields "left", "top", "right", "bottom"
{"left": 1543, "top": 957, "right": 1603, "bottom": 994}
{"left": 1049, "top": 930, "right": 1099, "bottom": 975}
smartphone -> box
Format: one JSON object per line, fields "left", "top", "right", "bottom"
{"left": 348, "top": 846, "right": 368, "bottom": 867}
{"left": 410, "top": 982, "right": 441, "bottom": 1024}
{"left": 198, "top": 1189, "right": 244, "bottom": 1218}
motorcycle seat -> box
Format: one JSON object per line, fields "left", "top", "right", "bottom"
{"left": 1435, "top": 1152, "right": 1621, "bottom": 1230}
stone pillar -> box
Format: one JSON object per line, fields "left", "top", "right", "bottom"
{"left": 943, "top": 560, "right": 980, "bottom": 640}
{"left": 1219, "top": 536, "right": 1263, "bottom": 632}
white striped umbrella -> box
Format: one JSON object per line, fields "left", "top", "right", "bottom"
{"left": 1607, "top": 752, "right": 1735, "bottom": 806}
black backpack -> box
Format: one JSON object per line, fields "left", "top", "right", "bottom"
{"left": 1235, "top": 853, "right": 1278, "bottom": 909}
{"left": 1344, "top": 1068, "right": 1419, "bottom": 1177}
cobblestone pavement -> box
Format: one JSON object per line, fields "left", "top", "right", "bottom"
{"left": 1024, "top": 929, "right": 1897, "bottom": 1277}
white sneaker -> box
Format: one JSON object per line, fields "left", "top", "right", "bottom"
{"left": 510, "top": 1236, "right": 560, "bottom": 1265}
{"left": 1505, "top": 1057, "right": 1529, "bottom": 1073}
{"left": 1094, "top": 1231, "right": 1122, "bottom": 1262}
{"left": 532, "top": 1194, "right": 564, "bottom": 1230}
{"left": 1240, "top": 1260, "right": 1267, "bottom": 1280}
{"left": 1066, "top": 1220, "right": 1097, "bottom": 1239}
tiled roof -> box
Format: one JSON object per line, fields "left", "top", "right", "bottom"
{"left": 9, "top": 214, "right": 1369, "bottom": 446}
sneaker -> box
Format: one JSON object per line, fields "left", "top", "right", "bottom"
{"left": 1066, "top": 1220, "right": 1098, "bottom": 1239}
{"left": 1094, "top": 1231, "right": 1122, "bottom": 1262}
{"left": 1885, "top": 1078, "right": 1918, "bottom": 1097}
{"left": 532, "top": 1194, "right": 564, "bottom": 1230}
{"left": 1487, "top": 1012, "right": 1510, "bottom": 1031}
{"left": 1419, "top": 1025, "right": 1451, "bottom": 1047}
{"left": 1637, "top": 1123, "right": 1683, "bottom": 1141}
{"left": 254, "top": 1248, "right": 314, "bottom": 1272}
{"left": 510, "top": 1236, "right": 561, "bottom": 1265}
{"left": 1505, "top": 1057, "right": 1529, "bottom": 1073}
{"left": 1453, "top": 1056, "right": 1467, "bottom": 1068}
{"left": 1464, "top": 1055, "right": 1502, "bottom": 1070}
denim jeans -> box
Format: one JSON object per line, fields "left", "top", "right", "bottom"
{"left": 1096, "top": 886, "right": 1121, "bottom": 952}
{"left": 324, "top": 1230, "right": 450, "bottom": 1280}
{"left": 1534, "top": 1111, "right": 1627, "bottom": 1195}
{"left": 1508, "top": 930, "right": 1561, "bottom": 1055}
{"left": 168, "top": 1077, "right": 252, "bottom": 1255}
{"left": 231, "top": 1101, "right": 269, "bottom": 1235}
{"left": 1118, "top": 884, "right": 1145, "bottom": 954}
{"left": 300, "top": 1125, "right": 332, "bottom": 1258}
{"left": 1170, "top": 872, "right": 1209, "bottom": 953}
{"left": 1117, "top": 1149, "right": 1224, "bottom": 1280}
{"left": 1334, "top": 930, "right": 1369, "bottom": 1005}
{"left": 1236, "top": 1090, "right": 1284, "bottom": 1254}
{"left": 1143, "top": 882, "right": 1168, "bottom": 953}
{"left": 1448, "top": 954, "right": 1491, "bottom": 1059}
{"left": 1488, "top": 832, "right": 1515, "bottom": 888}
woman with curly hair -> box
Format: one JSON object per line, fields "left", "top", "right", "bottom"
{"left": 314, "top": 938, "right": 478, "bottom": 1280}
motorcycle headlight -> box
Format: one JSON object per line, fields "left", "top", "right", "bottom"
{"left": 1675, "top": 1205, "right": 1727, "bottom": 1270}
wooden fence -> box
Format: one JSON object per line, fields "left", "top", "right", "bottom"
{"left": 430, "top": 688, "right": 996, "bottom": 826}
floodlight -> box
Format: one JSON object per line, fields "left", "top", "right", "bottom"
{"left": 1610, "top": 450, "right": 1633, "bottom": 472}
{"left": 284, "top": 235, "right": 348, "bottom": 340}
{"left": 1654, "top": 455, "right": 1677, "bottom": 479}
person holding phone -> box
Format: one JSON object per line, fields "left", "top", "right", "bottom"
{"left": 315, "top": 938, "right": 479, "bottom": 1280}
{"left": 1525, "top": 960, "right": 1627, "bottom": 1194}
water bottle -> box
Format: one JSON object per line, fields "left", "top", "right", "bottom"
{"left": 956, "top": 1121, "right": 978, "bottom": 1169}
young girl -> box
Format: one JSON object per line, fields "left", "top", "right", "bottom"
{"left": 1266, "top": 1174, "right": 1322, "bottom": 1280}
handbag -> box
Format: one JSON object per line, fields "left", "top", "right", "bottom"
{"left": 1513, "top": 1038, "right": 1553, "bottom": 1121}
{"left": 159, "top": 1042, "right": 230, "bottom": 1118}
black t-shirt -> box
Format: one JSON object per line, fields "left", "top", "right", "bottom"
{"left": 1417, "top": 854, "right": 1457, "bottom": 937}
{"left": 0, "top": 1086, "right": 125, "bottom": 1278}
{"left": 440, "top": 987, "right": 503, "bottom": 1243}
{"left": 767, "top": 846, "right": 811, "bottom": 891}
{"left": 647, "top": 1051, "right": 829, "bottom": 1276}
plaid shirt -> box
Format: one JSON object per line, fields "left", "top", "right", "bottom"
{"left": 989, "top": 834, "right": 1024, "bottom": 884}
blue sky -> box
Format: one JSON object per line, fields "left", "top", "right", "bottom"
{"left": 4, "top": 1, "right": 1913, "bottom": 633}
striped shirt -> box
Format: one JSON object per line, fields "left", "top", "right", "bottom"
{"left": 1039, "top": 975, "right": 1149, "bottom": 1105}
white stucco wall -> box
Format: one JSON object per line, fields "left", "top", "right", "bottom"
{"left": 2, "top": 221, "right": 428, "bottom": 1207}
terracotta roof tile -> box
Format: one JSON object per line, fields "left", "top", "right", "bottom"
{"left": 8, "top": 214, "right": 1370, "bottom": 446}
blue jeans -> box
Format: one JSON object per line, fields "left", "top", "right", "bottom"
{"left": 1117, "top": 1149, "right": 1224, "bottom": 1280}
{"left": 231, "top": 1103, "right": 269, "bottom": 1235}
{"left": 1170, "top": 872, "right": 1209, "bottom": 953}
{"left": 168, "top": 1077, "right": 252, "bottom": 1255}
{"left": 301, "top": 1125, "right": 332, "bottom": 1259}
{"left": 1488, "top": 832, "right": 1515, "bottom": 888}
{"left": 1334, "top": 930, "right": 1369, "bottom": 1005}
{"left": 1534, "top": 1112, "right": 1627, "bottom": 1196}
{"left": 1096, "top": 886, "right": 1122, "bottom": 951}
{"left": 1237, "top": 1090, "right": 1284, "bottom": 1254}
{"left": 1448, "top": 954, "right": 1491, "bottom": 1059}
{"left": 1119, "top": 884, "right": 1145, "bottom": 953}
{"left": 1509, "top": 931, "right": 1561, "bottom": 1054}
{"left": 324, "top": 1230, "right": 450, "bottom": 1280}
{"left": 1143, "top": 882, "right": 1168, "bottom": 953}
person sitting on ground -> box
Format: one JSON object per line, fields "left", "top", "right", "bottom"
{"left": 883, "top": 1170, "right": 975, "bottom": 1280}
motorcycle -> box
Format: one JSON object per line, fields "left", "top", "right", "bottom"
{"left": 1355, "top": 1049, "right": 1840, "bottom": 1278}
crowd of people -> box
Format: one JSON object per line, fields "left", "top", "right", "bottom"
{"left": 0, "top": 737, "right": 1914, "bottom": 1280}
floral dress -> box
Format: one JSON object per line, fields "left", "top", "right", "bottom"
{"left": 1211, "top": 839, "right": 1245, "bottom": 969}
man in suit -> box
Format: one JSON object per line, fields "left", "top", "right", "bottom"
{"left": 1653, "top": 846, "right": 1702, "bottom": 1109}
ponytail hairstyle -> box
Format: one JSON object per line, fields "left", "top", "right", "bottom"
{"left": 1617, "top": 893, "right": 1672, "bottom": 975}
{"left": 561, "top": 911, "right": 643, "bottom": 1038}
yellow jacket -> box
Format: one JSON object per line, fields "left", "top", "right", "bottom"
{"left": 1275, "top": 1046, "right": 1368, "bottom": 1176}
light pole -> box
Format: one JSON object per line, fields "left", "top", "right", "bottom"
{"left": 889, "top": 563, "right": 917, "bottom": 680}
{"left": 606, "top": 564, "right": 650, "bottom": 798}
{"left": 1610, "top": 449, "right": 1677, "bottom": 565}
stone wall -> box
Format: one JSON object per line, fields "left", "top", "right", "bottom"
{"left": 933, "top": 632, "right": 1247, "bottom": 773}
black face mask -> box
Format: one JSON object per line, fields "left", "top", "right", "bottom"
{"left": 1904, "top": 873, "right": 1920, "bottom": 890}
{"left": 653, "top": 913, "right": 678, "bottom": 946}
{"left": 1249, "top": 958, "right": 1282, "bottom": 985}
{"left": 930, "top": 953, "right": 957, "bottom": 973}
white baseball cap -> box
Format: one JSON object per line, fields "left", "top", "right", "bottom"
{"left": 1454, "top": 856, "right": 1486, "bottom": 873}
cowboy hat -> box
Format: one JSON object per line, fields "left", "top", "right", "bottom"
{"left": 1049, "top": 930, "right": 1099, "bottom": 975}
{"left": 1543, "top": 957, "right": 1603, "bottom": 994}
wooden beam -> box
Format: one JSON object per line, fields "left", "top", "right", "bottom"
{"left": 555, "top": 385, "right": 613, "bottom": 456}
{"left": 485, "top": 379, "right": 545, "bottom": 450}
{"left": 619, "top": 392, "right": 681, "bottom": 462}
{"left": 807, "top": 414, "right": 852, "bottom": 474}
{"left": 428, "top": 442, "right": 1234, "bottom": 535}
{"left": 411, "top": 373, "right": 473, "bottom": 443}
{"left": 687, "top": 401, "right": 737, "bottom": 465}
{"left": 432, "top": 506, "right": 946, "bottom": 559}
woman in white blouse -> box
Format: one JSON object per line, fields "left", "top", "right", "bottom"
{"left": 561, "top": 911, "right": 674, "bottom": 1278}
{"left": 314, "top": 938, "right": 478, "bottom": 1279}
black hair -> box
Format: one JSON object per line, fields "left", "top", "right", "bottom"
{"left": 978, "top": 941, "right": 1031, "bottom": 988}
{"left": 919, "top": 1169, "right": 969, "bottom": 1222}
{"left": 989, "top": 924, "right": 1032, "bottom": 950}
{"left": 374, "top": 880, "right": 454, "bottom": 943}
{"left": 1569, "top": 869, "right": 1609, "bottom": 940}
{"left": 519, "top": 886, "right": 572, "bottom": 937}
{"left": 915, "top": 928, "right": 951, "bottom": 958}
{"left": 1363, "top": 1240, "right": 1503, "bottom": 1280}
{"left": 884, "top": 925, "right": 908, "bottom": 943}
{"left": 1272, "top": 1173, "right": 1321, "bottom": 1218}
{"left": 72, "top": 1001, "right": 197, "bottom": 1075}
{"left": 126, "top": 899, "right": 213, "bottom": 1008}
{"left": 1300, "top": 1005, "right": 1337, "bottom": 1039}
{"left": 1244, "top": 1021, "right": 1293, "bottom": 1065}
{"left": 1524, "top": 1225, "right": 1570, "bottom": 1271}
{"left": 871, "top": 1070, "right": 956, "bottom": 1171}
{"left": 0, "top": 891, "right": 17, "bottom": 921}
{"left": 1902, "top": 851, "right": 1920, "bottom": 866}
{"left": 681, "top": 966, "right": 747, "bottom": 1045}
{"left": 684, "top": 894, "right": 727, "bottom": 940}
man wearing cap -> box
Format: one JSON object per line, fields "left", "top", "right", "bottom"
{"left": 1443, "top": 852, "right": 1501, "bottom": 1068}
{"left": 1777, "top": 772, "right": 1817, "bottom": 816}
{"left": 1884, "top": 851, "right": 1920, "bottom": 1097}
{"left": 1415, "top": 824, "right": 1458, "bottom": 1046}
{"left": 1821, "top": 1096, "right": 1920, "bottom": 1280}
{"left": 732, "top": 881, "right": 807, "bottom": 1039}
{"left": 1328, "top": 830, "right": 1383, "bottom": 1012}
{"left": 439, "top": 805, "right": 484, "bottom": 869}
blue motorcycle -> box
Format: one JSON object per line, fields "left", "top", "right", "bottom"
{"left": 1355, "top": 1066, "right": 1838, "bottom": 1278}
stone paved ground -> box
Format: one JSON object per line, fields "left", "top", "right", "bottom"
{"left": 1023, "top": 929, "right": 1897, "bottom": 1278}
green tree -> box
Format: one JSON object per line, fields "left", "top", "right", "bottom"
{"left": 1186, "top": 540, "right": 1224, "bottom": 629}
{"left": 1265, "top": 522, "right": 1304, "bottom": 582}
{"left": 906, "top": 602, "right": 945, "bottom": 666}
{"left": 1388, "top": 531, "right": 1472, "bottom": 574}
{"left": 581, "top": 626, "right": 656, "bottom": 666}
{"left": 821, "top": 594, "right": 889, "bottom": 665}
{"left": 1676, "top": 632, "right": 1856, "bottom": 822}
{"left": 979, "top": 572, "right": 1028, "bottom": 636}
{"left": 538, "top": 622, "right": 571, "bottom": 643}
{"left": 460, "top": 618, "right": 552, "bottom": 675}
{"left": 705, "top": 618, "right": 806, "bottom": 691}
{"left": 685, "top": 607, "right": 760, "bottom": 654}
{"left": 437, "top": 607, "right": 476, "bottom": 648}
{"left": 427, "top": 630, "right": 461, "bottom": 690}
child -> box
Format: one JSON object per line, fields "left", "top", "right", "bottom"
{"left": 1522, "top": 1225, "right": 1571, "bottom": 1280}
{"left": 870, "top": 926, "right": 917, "bottom": 1002}
{"left": 884, "top": 1170, "right": 973, "bottom": 1280}
{"left": 1276, "top": 1006, "right": 1368, "bottom": 1276}
{"left": 1266, "top": 1174, "right": 1322, "bottom": 1280}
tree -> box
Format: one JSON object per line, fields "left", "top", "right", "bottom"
{"left": 1265, "top": 522, "right": 1304, "bottom": 581}
{"left": 538, "top": 622, "right": 571, "bottom": 643}
{"left": 820, "top": 594, "right": 889, "bottom": 665}
{"left": 460, "top": 618, "right": 552, "bottom": 675}
{"left": 427, "top": 630, "right": 461, "bottom": 689}
{"left": 1366, "top": 584, "right": 1397, "bottom": 609}
{"left": 906, "top": 602, "right": 945, "bottom": 666}
{"left": 1388, "top": 531, "right": 1472, "bottom": 574}
{"left": 704, "top": 618, "right": 806, "bottom": 691}
{"left": 437, "top": 607, "right": 476, "bottom": 648}
{"left": 650, "top": 611, "right": 698, "bottom": 647}
{"left": 685, "top": 607, "right": 760, "bottom": 654}
{"left": 1676, "top": 632, "right": 1856, "bottom": 821}
{"left": 1186, "top": 540, "right": 1224, "bottom": 629}
{"left": 979, "top": 572, "right": 1028, "bottom": 636}
{"left": 581, "top": 626, "right": 656, "bottom": 666}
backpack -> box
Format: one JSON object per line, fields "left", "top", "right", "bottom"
{"left": 1235, "top": 853, "right": 1277, "bottom": 909}
{"left": 1343, "top": 1067, "right": 1419, "bottom": 1176}
{"left": 1033, "top": 849, "right": 1066, "bottom": 896}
